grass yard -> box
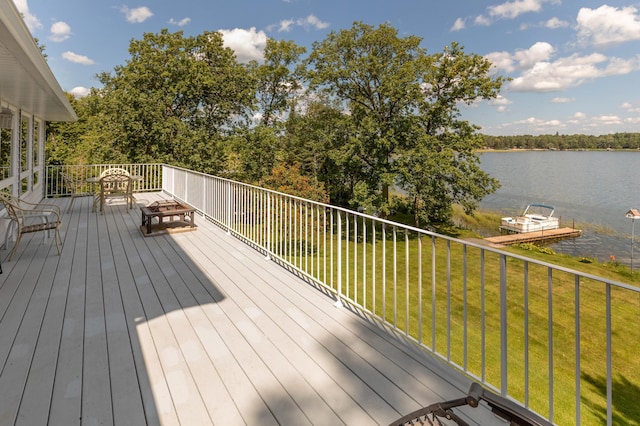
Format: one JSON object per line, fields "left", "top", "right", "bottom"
{"left": 274, "top": 213, "right": 640, "bottom": 426}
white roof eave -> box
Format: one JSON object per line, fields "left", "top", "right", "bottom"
{"left": 0, "top": 1, "right": 77, "bottom": 122}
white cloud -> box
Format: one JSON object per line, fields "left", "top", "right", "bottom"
{"left": 592, "top": 114, "right": 622, "bottom": 125}
{"left": 545, "top": 17, "right": 569, "bottom": 29}
{"left": 490, "top": 95, "right": 512, "bottom": 106}
{"left": 551, "top": 97, "right": 574, "bottom": 103}
{"left": 12, "top": 0, "right": 41, "bottom": 31}
{"left": 49, "top": 21, "right": 72, "bottom": 42}
{"left": 303, "top": 15, "right": 329, "bottom": 29}
{"left": 488, "top": 0, "right": 548, "bottom": 20}
{"left": 577, "top": 5, "right": 640, "bottom": 48}
{"left": 274, "top": 14, "right": 329, "bottom": 32}
{"left": 276, "top": 19, "right": 295, "bottom": 32}
{"left": 474, "top": 0, "right": 559, "bottom": 26}
{"left": 219, "top": 27, "right": 267, "bottom": 63}
{"left": 121, "top": 6, "right": 153, "bottom": 24}
{"left": 619, "top": 102, "right": 640, "bottom": 114}
{"left": 513, "top": 41, "right": 554, "bottom": 69}
{"left": 62, "top": 51, "right": 95, "bottom": 65}
{"left": 573, "top": 112, "right": 586, "bottom": 119}
{"left": 487, "top": 41, "right": 640, "bottom": 92}
{"left": 485, "top": 51, "right": 516, "bottom": 73}
{"left": 509, "top": 53, "right": 607, "bottom": 92}
{"left": 450, "top": 18, "right": 465, "bottom": 32}
{"left": 70, "top": 86, "right": 91, "bottom": 98}
{"left": 487, "top": 95, "right": 511, "bottom": 113}
{"left": 496, "top": 116, "right": 566, "bottom": 134}
{"left": 485, "top": 42, "right": 554, "bottom": 74}
{"left": 474, "top": 15, "right": 491, "bottom": 26}
{"left": 169, "top": 17, "right": 191, "bottom": 27}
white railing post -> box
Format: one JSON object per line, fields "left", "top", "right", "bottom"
{"left": 226, "top": 181, "right": 232, "bottom": 235}
{"left": 335, "top": 209, "right": 342, "bottom": 307}
{"left": 500, "top": 253, "right": 508, "bottom": 396}
{"left": 265, "top": 191, "right": 271, "bottom": 260}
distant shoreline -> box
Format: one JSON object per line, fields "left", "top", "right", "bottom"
{"left": 477, "top": 148, "right": 640, "bottom": 153}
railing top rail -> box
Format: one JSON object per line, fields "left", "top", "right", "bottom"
{"left": 164, "top": 163, "right": 639, "bottom": 293}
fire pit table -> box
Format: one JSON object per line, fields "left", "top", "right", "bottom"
{"left": 140, "top": 200, "right": 196, "bottom": 236}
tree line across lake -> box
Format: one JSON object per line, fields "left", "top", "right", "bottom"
{"left": 482, "top": 132, "right": 640, "bottom": 150}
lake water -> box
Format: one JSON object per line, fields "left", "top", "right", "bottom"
{"left": 479, "top": 151, "right": 640, "bottom": 266}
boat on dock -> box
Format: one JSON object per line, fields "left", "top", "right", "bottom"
{"left": 500, "top": 203, "right": 559, "bottom": 234}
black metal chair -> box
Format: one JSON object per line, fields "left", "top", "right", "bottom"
{"left": 389, "top": 382, "right": 552, "bottom": 426}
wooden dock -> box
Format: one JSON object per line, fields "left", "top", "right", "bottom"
{"left": 485, "top": 227, "right": 582, "bottom": 246}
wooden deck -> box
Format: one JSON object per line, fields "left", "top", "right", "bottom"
{"left": 0, "top": 193, "right": 498, "bottom": 426}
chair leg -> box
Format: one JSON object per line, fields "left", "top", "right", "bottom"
{"left": 2, "top": 221, "right": 15, "bottom": 250}
{"left": 7, "top": 230, "right": 22, "bottom": 261}
{"left": 54, "top": 227, "right": 62, "bottom": 255}
{"left": 67, "top": 195, "right": 76, "bottom": 213}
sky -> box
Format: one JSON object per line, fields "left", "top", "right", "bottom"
{"left": 12, "top": 0, "right": 640, "bottom": 136}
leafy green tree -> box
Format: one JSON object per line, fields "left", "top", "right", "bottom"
{"left": 46, "top": 92, "right": 128, "bottom": 165}
{"left": 305, "top": 22, "right": 504, "bottom": 224}
{"left": 251, "top": 39, "right": 306, "bottom": 127}
{"left": 400, "top": 42, "right": 502, "bottom": 224}
{"left": 96, "top": 29, "right": 255, "bottom": 174}
{"left": 262, "top": 162, "right": 328, "bottom": 203}
{"left": 282, "top": 98, "right": 349, "bottom": 198}
{"left": 231, "top": 125, "right": 278, "bottom": 185}
{"left": 305, "top": 22, "right": 424, "bottom": 216}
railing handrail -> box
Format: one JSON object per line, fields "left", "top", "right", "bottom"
{"left": 45, "top": 163, "right": 164, "bottom": 198}
{"left": 163, "top": 164, "right": 638, "bottom": 294}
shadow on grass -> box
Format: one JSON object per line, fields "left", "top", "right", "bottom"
{"left": 582, "top": 373, "right": 640, "bottom": 426}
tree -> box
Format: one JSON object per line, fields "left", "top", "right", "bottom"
{"left": 231, "top": 125, "right": 278, "bottom": 185}
{"left": 281, "top": 97, "right": 350, "bottom": 199}
{"left": 251, "top": 39, "right": 306, "bottom": 127}
{"left": 46, "top": 91, "right": 128, "bottom": 165}
{"left": 96, "top": 29, "right": 255, "bottom": 174}
{"left": 400, "top": 42, "right": 502, "bottom": 225}
{"left": 305, "top": 22, "right": 424, "bottom": 216}
{"left": 262, "top": 162, "right": 329, "bottom": 203}
{"left": 305, "top": 22, "right": 504, "bottom": 224}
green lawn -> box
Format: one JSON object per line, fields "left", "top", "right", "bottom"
{"left": 273, "top": 215, "right": 640, "bottom": 426}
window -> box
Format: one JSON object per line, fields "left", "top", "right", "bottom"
{"left": 0, "top": 112, "right": 11, "bottom": 181}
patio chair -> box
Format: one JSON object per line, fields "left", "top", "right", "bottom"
{"left": 92, "top": 173, "right": 135, "bottom": 213}
{"left": 92, "top": 168, "right": 133, "bottom": 213}
{"left": 0, "top": 192, "right": 63, "bottom": 261}
{"left": 62, "top": 172, "right": 86, "bottom": 212}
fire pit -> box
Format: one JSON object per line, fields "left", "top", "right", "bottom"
{"left": 140, "top": 200, "right": 196, "bottom": 236}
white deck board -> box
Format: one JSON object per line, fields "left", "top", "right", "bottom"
{"left": 0, "top": 193, "right": 497, "bottom": 426}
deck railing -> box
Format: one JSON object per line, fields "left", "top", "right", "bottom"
{"left": 45, "top": 164, "right": 163, "bottom": 197}
{"left": 47, "top": 164, "right": 640, "bottom": 425}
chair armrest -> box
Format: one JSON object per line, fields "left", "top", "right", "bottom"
{"left": 18, "top": 199, "right": 61, "bottom": 217}
{"left": 24, "top": 208, "right": 61, "bottom": 223}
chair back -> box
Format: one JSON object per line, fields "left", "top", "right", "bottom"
{"left": 63, "top": 172, "right": 82, "bottom": 189}
{"left": 99, "top": 167, "right": 130, "bottom": 178}
{"left": 100, "top": 174, "right": 131, "bottom": 195}
{"left": 0, "top": 193, "right": 22, "bottom": 223}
